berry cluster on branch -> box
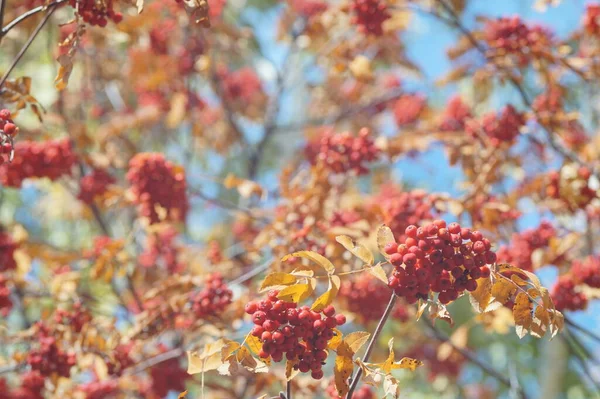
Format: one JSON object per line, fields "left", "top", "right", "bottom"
{"left": 191, "top": 273, "right": 233, "bottom": 319}
{"left": 496, "top": 221, "right": 557, "bottom": 271}
{"left": 305, "top": 128, "right": 381, "bottom": 175}
{"left": 27, "top": 324, "right": 76, "bottom": 378}
{"left": 78, "top": 168, "right": 115, "bottom": 205}
{"left": 68, "top": 0, "right": 123, "bottom": 27}
{"left": 245, "top": 292, "right": 346, "bottom": 379}
{"left": 350, "top": 0, "right": 391, "bottom": 36}
{"left": 126, "top": 153, "right": 189, "bottom": 224}
{"left": 0, "top": 139, "right": 77, "bottom": 187}
{"left": 386, "top": 220, "right": 494, "bottom": 304}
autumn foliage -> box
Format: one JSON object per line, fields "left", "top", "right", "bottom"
{"left": 1, "top": 0, "right": 600, "bottom": 398}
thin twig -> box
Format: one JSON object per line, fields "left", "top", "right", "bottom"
{"left": 0, "top": 5, "right": 56, "bottom": 88}
{"left": 0, "top": 0, "right": 67, "bottom": 37}
{"left": 346, "top": 293, "right": 397, "bottom": 399}
{"left": 248, "top": 19, "right": 305, "bottom": 179}
{"left": 0, "top": 0, "right": 6, "bottom": 44}
{"left": 424, "top": 318, "right": 528, "bottom": 399}
{"left": 565, "top": 317, "right": 600, "bottom": 344}
{"left": 562, "top": 330, "right": 600, "bottom": 395}
{"left": 286, "top": 380, "right": 291, "bottom": 399}
{"left": 433, "top": 0, "right": 593, "bottom": 173}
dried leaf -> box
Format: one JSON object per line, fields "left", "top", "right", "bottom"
{"left": 377, "top": 225, "right": 396, "bottom": 260}
{"left": 277, "top": 283, "right": 314, "bottom": 303}
{"left": 178, "top": 391, "right": 188, "bottom": 399}
{"left": 282, "top": 251, "right": 335, "bottom": 275}
{"left": 259, "top": 272, "right": 298, "bottom": 292}
{"left": 367, "top": 263, "right": 388, "bottom": 284}
{"left": 513, "top": 292, "right": 533, "bottom": 339}
{"left": 490, "top": 279, "right": 517, "bottom": 306}
{"left": 343, "top": 332, "right": 371, "bottom": 354}
{"left": 311, "top": 275, "right": 340, "bottom": 311}
{"left": 336, "top": 235, "right": 374, "bottom": 265}
{"left": 334, "top": 342, "right": 354, "bottom": 397}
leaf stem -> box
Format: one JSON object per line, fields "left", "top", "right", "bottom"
{"left": 346, "top": 293, "right": 397, "bottom": 398}
{"left": 286, "top": 380, "right": 291, "bottom": 399}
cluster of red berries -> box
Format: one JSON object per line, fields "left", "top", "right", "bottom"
{"left": 305, "top": 128, "right": 380, "bottom": 175}
{"left": 386, "top": 220, "right": 495, "bottom": 305}
{"left": 374, "top": 187, "right": 439, "bottom": 241}
{"left": 532, "top": 87, "right": 563, "bottom": 116}
{"left": 0, "top": 230, "right": 18, "bottom": 272}
{"left": 138, "top": 225, "right": 182, "bottom": 273}
{"left": 219, "top": 67, "right": 263, "bottom": 104}
{"left": 326, "top": 378, "right": 374, "bottom": 399}
{"left": 551, "top": 275, "right": 588, "bottom": 312}
{"left": 350, "top": 0, "right": 391, "bottom": 36}
{"left": 6, "top": 371, "right": 45, "bottom": 399}
{"left": 68, "top": 0, "right": 123, "bottom": 27}
{"left": 149, "top": 357, "right": 189, "bottom": 398}
{"left": 54, "top": 303, "right": 92, "bottom": 333}
{"left": 27, "top": 324, "right": 76, "bottom": 378}
{"left": 339, "top": 275, "right": 396, "bottom": 323}
{"left": 562, "top": 121, "right": 588, "bottom": 150}
{"left": 438, "top": 96, "right": 472, "bottom": 132}
{"left": 0, "top": 110, "right": 18, "bottom": 161}
{"left": 207, "top": 240, "right": 223, "bottom": 265}
{"left": 290, "top": 0, "right": 328, "bottom": 18}
{"left": 483, "top": 16, "right": 553, "bottom": 66}
{"left": 572, "top": 256, "right": 600, "bottom": 288}
{"left": 106, "top": 344, "right": 134, "bottom": 376}
{"left": 393, "top": 94, "right": 427, "bottom": 127}
{"left": 126, "top": 153, "right": 189, "bottom": 224}
{"left": 191, "top": 273, "right": 232, "bottom": 319}
{"left": 496, "top": 221, "right": 557, "bottom": 271}
{"left": 245, "top": 292, "right": 347, "bottom": 379}
{"left": 0, "top": 276, "right": 12, "bottom": 317}
{"left": 546, "top": 165, "right": 597, "bottom": 211}
{"left": 0, "top": 139, "right": 77, "bottom": 187}
{"left": 466, "top": 105, "right": 525, "bottom": 146}
{"left": 77, "top": 168, "right": 115, "bottom": 205}
{"left": 80, "top": 380, "right": 119, "bottom": 399}
{"left": 583, "top": 4, "right": 600, "bottom": 35}
{"left": 326, "top": 210, "right": 362, "bottom": 228}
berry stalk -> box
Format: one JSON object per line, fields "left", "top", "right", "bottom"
{"left": 345, "top": 293, "right": 397, "bottom": 399}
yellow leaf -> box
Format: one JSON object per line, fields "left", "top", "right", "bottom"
{"left": 336, "top": 235, "right": 374, "bottom": 265}
{"left": 491, "top": 279, "right": 517, "bottom": 305}
{"left": 416, "top": 300, "right": 428, "bottom": 320}
{"left": 328, "top": 328, "right": 343, "bottom": 351}
{"left": 166, "top": 92, "right": 188, "bottom": 128}
{"left": 390, "top": 357, "right": 423, "bottom": 371}
{"left": 178, "top": 391, "right": 188, "bottom": 399}
{"left": 510, "top": 274, "right": 529, "bottom": 287}
{"left": 290, "top": 268, "right": 314, "bottom": 278}
{"left": 259, "top": 272, "right": 297, "bottom": 292}
{"left": 285, "top": 359, "right": 300, "bottom": 381}
{"left": 343, "top": 331, "right": 371, "bottom": 354}
{"left": 377, "top": 224, "right": 396, "bottom": 259}
{"left": 245, "top": 334, "right": 263, "bottom": 356}
{"left": 513, "top": 292, "right": 533, "bottom": 339}
{"left": 367, "top": 263, "right": 388, "bottom": 284}
{"left": 282, "top": 251, "right": 335, "bottom": 275}
{"left": 334, "top": 342, "right": 354, "bottom": 397}
{"left": 277, "top": 283, "right": 314, "bottom": 303}
{"left": 311, "top": 275, "right": 341, "bottom": 311}
{"left": 349, "top": 55, "right": 373, "bottom": 81}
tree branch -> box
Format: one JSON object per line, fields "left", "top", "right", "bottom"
{"left": 346, "top": 293, "right": 397, "bottom": 398}
{"left": 0, "top": 4, "right": 56, "bottom": 88}
{"left": 424, "top": 318, "right": 528, "bottom": 399}
{"left": 248, "top": 19, "right": 305, "bottom": 179}
{"left": 0, "top": 0, "right": 67, "bottom": 38}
